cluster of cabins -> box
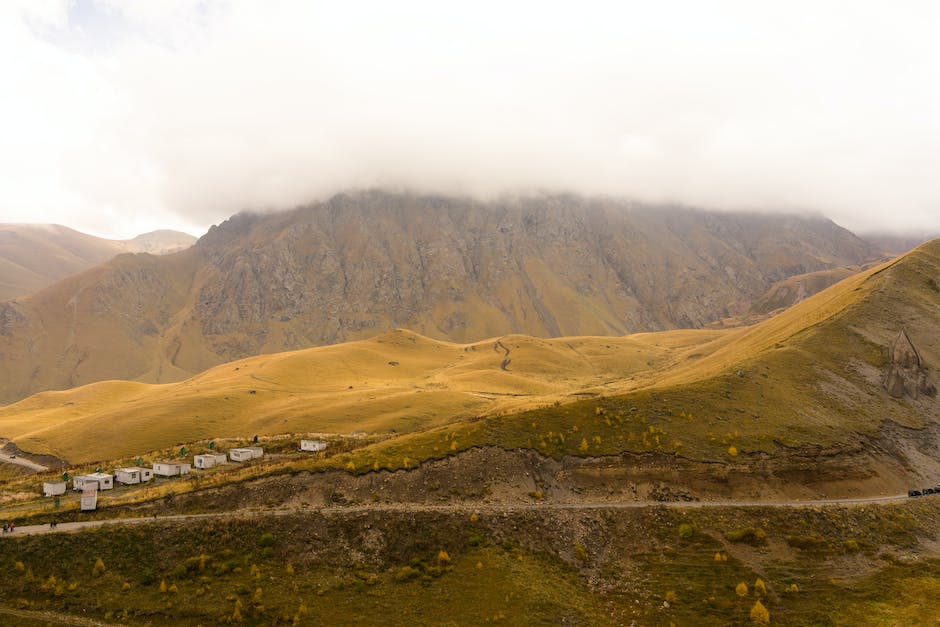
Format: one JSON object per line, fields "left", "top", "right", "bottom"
{"left": 40, "top": 440, "right": 329, "bottom": 506}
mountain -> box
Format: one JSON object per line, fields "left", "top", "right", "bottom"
{"left": 0, "top": 191, "right": 878, "bottom": 405}
{"left": 0, "top": 224, "right": 196, "bottom": 301}
{"left": 1, "top": 237, "right": 937, "bottom": 493}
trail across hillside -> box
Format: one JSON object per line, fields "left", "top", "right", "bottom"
{"left": 6, "top": 494, "right": 911, "bottom": 537}
{"left": 0, "top": 451, "right": 48, "bottom": 472}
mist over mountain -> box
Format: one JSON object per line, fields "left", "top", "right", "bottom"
{"left": 0, "top": 191, "right": 878, "bottom": 404}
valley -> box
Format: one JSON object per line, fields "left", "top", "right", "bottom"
{"left": 0, "top": 201, "right": 938, "bottom": 625}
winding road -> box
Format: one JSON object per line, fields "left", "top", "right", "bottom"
{"left": 4, "top": 493, "right": 912, "bottom": 537}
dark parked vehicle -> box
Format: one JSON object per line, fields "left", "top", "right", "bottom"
{"left": 909, "top": 489, "right": 923, "bottom": 497}
{"left": 924, "top": 488, "right": 936, "bottom": 495}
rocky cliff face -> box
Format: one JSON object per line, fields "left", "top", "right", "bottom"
{"left": 884, "top": 330, "right": 937, "bottom": 399}
{"left": 0, "top": 191, "right": 879, "bottom": 404}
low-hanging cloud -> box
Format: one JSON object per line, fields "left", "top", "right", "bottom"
{"left": 2, "top": 0, "right": 940, "bottom": 237}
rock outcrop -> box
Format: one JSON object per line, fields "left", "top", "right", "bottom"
{"left": 884, "top": 330, "right": 937, "bottom": 399}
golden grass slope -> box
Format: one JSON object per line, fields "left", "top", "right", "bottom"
{"left": 2, "top": 239, "right": 937, "bottom": 467}
{"left": 0, "top": 328, "right": 725, "bottom": 463}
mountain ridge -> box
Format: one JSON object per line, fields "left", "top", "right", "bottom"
{"left": 0, "top": 223, "right": 196, "bottom": 302}
{"left": 0, "top": 191, "right": 879, "bottom": 404}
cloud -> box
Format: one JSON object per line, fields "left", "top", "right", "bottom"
{"left": 1, "top": 0, "right": 939, "bottom": 237}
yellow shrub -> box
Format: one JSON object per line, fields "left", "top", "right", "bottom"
{"left": 750, "top": 599, "right": 770, "bottom": 625}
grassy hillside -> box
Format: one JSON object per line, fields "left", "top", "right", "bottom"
{"left": 2, "top": 501, "right": 940, "bottom": 625}
{"left": 0, "top": 329, "right": 720, "bottom": 463}
{"left": 0, "top": 191, "right": 879, "bottom": 405}
{"left": 0, "top": 224, "right": 195, "bottom": 302}
{"left": 1, "top": 240, "right": 937, "bottom": 489}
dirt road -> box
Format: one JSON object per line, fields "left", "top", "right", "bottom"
{"left": 5, "top": 493, "right": 911, "bottom": 537}
{"left": 0, "top": 451, "right": 47, "bottom": 472}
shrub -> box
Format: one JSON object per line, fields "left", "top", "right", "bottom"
{"left": 469, "top": 512, "right": 479, "bottom": 523}
{"left": 726, "top": 528, "right": 767, "bottom": 546}
{"left": 437, "top": 550, "right": 451, "bottom": 565}
{"left": 92, "top": 558, "right": 106, "bottom": 577}
{"left": 122, "top": 581, "right": 131, "bottom": 591}
{"left": 785, "top": 583, "right": 800, "bottom": 594}
{"left": 665, "top": 590, "right": 677, "bottom": 603}
{"left": 678, "top": 523, "right": 694, "bottom": 540}
{"left": 785, "top": 534, "right": 828, "bottom": 553}
{"left": 750, "top": 599, "right": 770, "bottom": 625}
{"left": 754, "top": 578, "right": 767, "bottom": 597}
{"left": 14, "top": 561, "right": 25, "bottom": 574}
{"left": 728, "top": 446, "right": 738, "bottom": 457}
{"left": 140, "top": 567, "right": 155, "bottom": 586}
{"left": 736, "top": 582, "right": 748, "bottom": 597}
{"left": 845, "top": 539, "right": 860, "bottom": 553}
{"left": 259, "top": 533, "right": 275, "bottom": 548}
{"left": 574, "top": 542, "right": 589, "bottom": 563}
{"left": 393, "top": 566, "right": 420, "bottom": 583}
{"left": 159, "top": 579, "right": 168, "bottom": 593}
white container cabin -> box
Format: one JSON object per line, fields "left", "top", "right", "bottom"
{"left": 300, "top": 440, "right": 327, "bottom": 452}
{"left": 80, "top": 489, "right": 98, "bottom": 511}
{"left": 152, "top": 461, "right": 191, "bottom": 477}
{"left": 73, "top": 472, "right": 113, "bottom": 491}
{"left": 194, "top": 453, "right": 227, "bottom": 469}
{"left": 115, "top": 467, "right": 154, "bottom": 485}
{"left": 43, "top": 481, "right": 67, "bottom": 497}
{"left": 229, "top": 447, "right": 263, "bottom": 462}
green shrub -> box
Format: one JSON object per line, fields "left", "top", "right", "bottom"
{"left": 140, "top": 567, "right": 155, "bottom": 586}
{"left": 259, "top": 533, "right": 275, "bottom": 548}
{"left": 726, "top": 528, "right": 767, "bottom": 546}
{"left": 785, "top": 534, "right": 829, "bottom": 553}
{"left": 677, "top": 523, "right": 694, "bottom": 540}
{"left": 392, "top": 565, "right": 420, "bottom": 583}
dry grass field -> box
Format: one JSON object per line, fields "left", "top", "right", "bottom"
{"left": 1, "top": 239, "right": 936, "bottom": 470}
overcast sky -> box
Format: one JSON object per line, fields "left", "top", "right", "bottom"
{"left": 2, "top": 0, "right": 939, "bottom": 239}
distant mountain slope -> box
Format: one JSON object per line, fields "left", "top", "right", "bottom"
{"left": 2, "top": 238, "right": 936, "bottom": 481}
{"left": 0, "top": 224, "right": 196, "bottom": 301}
{"left": 0, "top": 191, "right": 878, "bottom": 404}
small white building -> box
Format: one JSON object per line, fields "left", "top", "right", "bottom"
{"left": 80, "top": 489, "right": 97, "bottom": 511}
{"left": 73, "top": 472, "right": 113, "bottom": 491}
{"left": 194, "top": 453, "right": 227, "bottom": 469}
{"left": 115, "top": 467, "right": 154, "bottom": 485}
{"left": 43, "top": 481, "right": 67, "bottom": 497}
{"left": 153, "top": 461, "right": 191, "bottom": 477}
{"left": 300, "top": 440, "right": 328, "bottom": 452}
{"left": 229, "top": 447, "right": 263, "bottom": 462}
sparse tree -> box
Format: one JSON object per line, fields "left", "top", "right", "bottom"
{"left": 750, "top": 599, "right": 770, "bottom": 624}
{"left": 754, "top": 578, "right": 767, "bottom": 597}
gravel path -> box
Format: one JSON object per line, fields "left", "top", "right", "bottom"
{"left": 5, "top": 493, "right": 911, "bottom": 537}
